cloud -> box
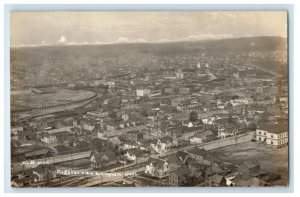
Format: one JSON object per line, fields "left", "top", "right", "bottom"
{"left": 178, "top": 34, "right": 234, "bottom": 41}
{"left": 158, "top": 38, "right": 171, "bottom": 43}
{"left": 57, "top": 35, "right": 67, "bottom": 44}
{"left": 115, "top": 37, "right": 147, "bottom": 44}
{"left": 134, "top": 39, "right": 146, "bottom": 43}
{"left": 115, "top": 37, "right": 130, "bottom": 43}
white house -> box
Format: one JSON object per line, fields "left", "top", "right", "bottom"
{"left": 190, "top": 130, "right": 214, "bottom": 144}
{"left": 124, "top": 151, "right": 137, "bottom": 161}
{"left": 136, "top": 89, "right": 150, "bottom": 97}
{"left": 145, "top": 157, "right": 169, "bottom": 178}
{"left": 11, "top": 126, "right": 23, "bottom": 135}
{"left": 150, "top": 137, "right": 173, "bottom": 153}
{"left": 41, "top": 133, "right": 57, "bottom": 143}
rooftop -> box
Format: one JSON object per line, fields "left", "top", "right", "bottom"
{"left": 187, "top": 148, "right": 208, "bottom": 156}
{"left": 258, "top": 122, "right": 288, "bottom": 134}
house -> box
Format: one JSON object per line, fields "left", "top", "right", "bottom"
{"left": 207, "top": 175, "right": 227, "bottom": 186}
{"left": 168, "top": 151, "right": 192, "bottom": 186}
{"left": 170, "top": 98, "right": 182, "bottom": 107}
{"left": 182, "top": 120, "right": 193, "bottom": 127}
{"left": 239, "top": 177, "right": 268, "bottom": 187}
{"left": 107, "top": 137, "right": 122, "bottom": 148}
{"left": 129, "top": 117, "right": 143, "bottom": 127}
{"left": 90, "top": 150, "right": 117, "bottom": 169}
{"left": 136, "top": 89, "right": 150, "bottom": 97}
{"left": 137, "top": 139, "right": 151, "bottom": 151}
{"left": 40, "top": 132, "right": 57, "bottom": 143}
{"left": 31, "top": 164, "right": 57, "bottom": 181}
{"left": 87, "top": 110, "right": 109, "bottom": 118}
{"left": 174, "top": 151, "right": 191, "bottom": 164}
{"left": 145, "top": 157, "right": 169, "bottom": 178}
{"left": 256, "top": 122, "right": 288, "bottom": 148}
{"left": 97, "top": 130, "right": 107, "bottom": 140}
{"left": 82, "top": 121, "right": 96, "bottom": 132}
{"left": 121, "top": 113, "right": 129, "bottom": 121}
{"left": 238, "top": 160, "right": 261, "bottom": 179}
{"left": 106, "top": 122, "right": 118, "bottom": 131}
{"left": 11, "top": 174, "right": 36, "bottom": 187}
{"left": 169, "top": 165, "right": 190, "bottom": 186}
{"left": 150, "top": 137, "right": 173, "bottom": 153}
{"left": 186, "top": 148, "right": 209, "bottom": 164}
{"left": 164, "top": 87, "right": 175, "bottom": 94}
{"left": 229, "top": 173, "right": 268, "bottom": 187}
{"left": 11, "top": 139, "right": 22, "bottom": 148}
{"left": 147, "top": 125, "right": 169, "bottom": 139}
{"left": 12, "top": 164, "right": 56, "bottom": 187}
{"left": 91, "top": 138, "right": 107, "bottom": 151}
{"left": 70, "top": 126, "right": 84, "bottom": 136}
{"left": 217, "top": 123, "right": 239, "bottom": 138}
{"left": 190, "top": 130, "right": 214, "bottom": 144}
{"left": 202, "top": 117, "right": 215, "bottom": 124}
{"left": 64, "top": 117, "right": 77, "bottom": 127}
{"left": 179, "top": 87, "right": 190, "bottom": 94}
{"left": 11, "top": 126, "right": 24, "bottom": 135}
{"left": 126, "top": 130, "right": 143, "bottom": 141}
{"left": 53, "top": 131, "right": 72, "bottom": 144}
{"left": 122, "top": 140, "right": 140, "bottom": 150}
{"left": 124, "top": 148, "right": 144, "bottom": 161}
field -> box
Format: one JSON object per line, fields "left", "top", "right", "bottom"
{"left": 11, "top": 88, "right": 95, "bottom": 109}
{"left": 57, "top": 158, "right": 91, "bottom": 169}
{"left": 211, "top": 141, "right": 289, "bottom": 186}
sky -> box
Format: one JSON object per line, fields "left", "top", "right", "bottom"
{"left": 10, "top": 11, "right": 287, "bottom": 47}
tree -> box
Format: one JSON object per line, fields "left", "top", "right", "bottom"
{"left": 247, "top": 122, "right": 257, "bottom": 131}
{"left": 211, "top": 124, "right": 219, "bottom": 137}
{"left": 226, "top": 102, "right": 233, "bottom": 110}
{"left": 189, "top": 111, "right": 198, "bottom": 122}
{"left": 141, "top": 109, "right": 149, "bottom": 117}
{"left": 228, "top": 114, "right": 233, "bottom": 123}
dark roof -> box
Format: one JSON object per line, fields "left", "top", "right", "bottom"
{"left": 123, "top": 140, "right": 139, "bottom": 146}
{"left": 108, "top": 137, "right": 121, "bottom": 144}
{"left": 126, "top": 148, "right": 143, "bottom": 156}
{"left": 194, "top": 130, "right": 213, "bottom": 138}
{"left": 33, "top": 164, "right": 56, "bottom": 174}
{"left": 203, "top": 154, "right": 219, "bottom": 162}
{"left": 174, "top": 165, "right": 190, "bottom": 177}
{"left": 240, "top": 159, "right": 260, "bottom": 169}
{"left": 258, "top": 122, "right": 288, "bottom": 134}
{"left": 160, "top": 136, "right": 173, "bottom": 143}
{"left": 183, "top": 126, "right": 204, "bottom": 132}
{"left": 92, "top": 150, "right": 117, "bottom": 164}
{"left": 146, "top": 157, "right": 168, "bottom": 169}
{"left": 187, "top": 148, "right": 208, "bottom": 156}
{"left": 127, "top": 130, "right": 142, "bottom": 135}
{"left": 209, "top": 175, "right": 225, "bottom": 184}
{"left": 25, "top": 149, "right": 52, "bottom": 157}
{"left": 92, "top": 138, "right": 107, "bottom": 144}
{"left": 175, "top": 151, "right": 190, "bottom": 163}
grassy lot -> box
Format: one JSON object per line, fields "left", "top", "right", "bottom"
{"left": 57, "top": 158, "right": 91, "bottom": 169}
{"left": 211, "top": 141, "right": 288, "bottom": 186}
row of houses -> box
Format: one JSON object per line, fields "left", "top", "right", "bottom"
{"left": 144, "top": 148, "right": 278, "bottom": 187}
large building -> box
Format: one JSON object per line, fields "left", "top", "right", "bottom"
{"left": 256, "top": 122, "right": 288, "bottom": 148}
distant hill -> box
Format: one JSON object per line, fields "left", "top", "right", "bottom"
{"left": 11, "top": 36, "right": 287, "bottom": 65}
